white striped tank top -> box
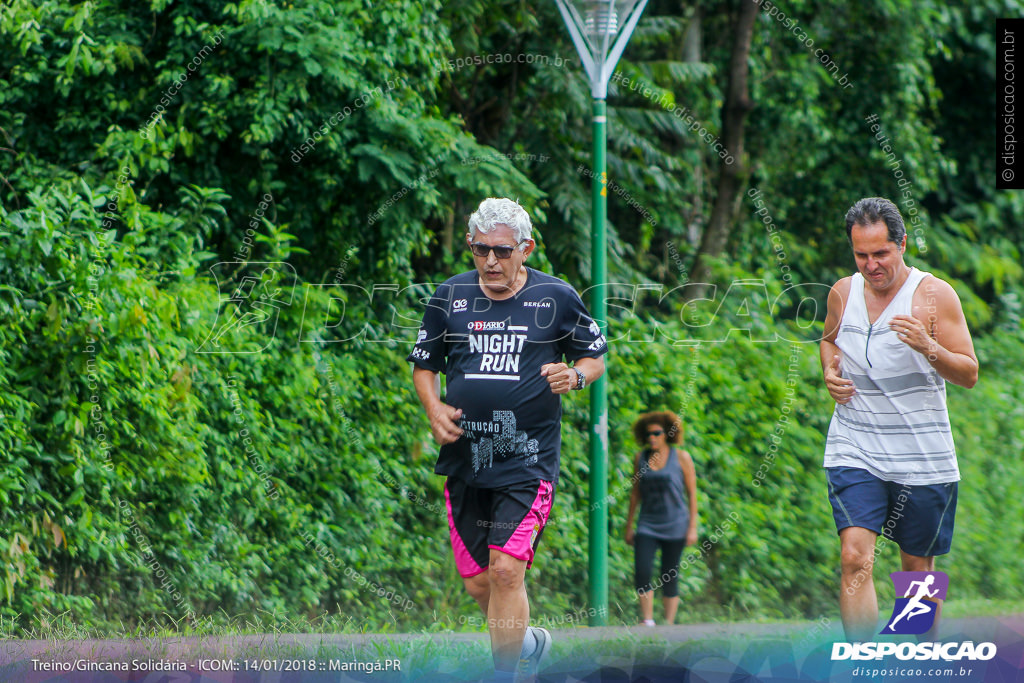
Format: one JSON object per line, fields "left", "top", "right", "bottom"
{"left": 823, "top": 267, "right": 959, "bottom": 484}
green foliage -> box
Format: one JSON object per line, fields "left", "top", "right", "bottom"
{"left": 942, "top": 333, "right": 1024, "bottom": 602}
{"left": 2, "top": 172, "right": 1024, "bottom": 633}
{"left": 0, "top": 178, "right": 447, "bottom": 631}
{"left": 0, "top": 0, "right": 1022, "bottom": 636}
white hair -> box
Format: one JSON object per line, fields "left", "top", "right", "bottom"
{"left": 467, "top": 198, "right": 533, "bottom": 247}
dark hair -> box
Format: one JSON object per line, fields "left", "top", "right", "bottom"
{"left": 844, "top": 197, "right": 906, "bottom": 245}
{"left": 632, "top": 411, "right": 682, "bottom": 445}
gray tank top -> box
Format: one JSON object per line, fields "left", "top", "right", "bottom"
{"left": 636, "top": 447, "right": 689, "bottom": 540}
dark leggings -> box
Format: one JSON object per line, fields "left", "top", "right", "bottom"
{"left": 634, "top": 533, "right": 686, "bottom": 598}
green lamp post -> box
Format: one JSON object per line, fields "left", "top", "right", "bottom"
{"left": 553, "top": 0, "right": 648, "bottom": 626}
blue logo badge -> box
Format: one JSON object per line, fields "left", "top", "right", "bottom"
{"left": 881, "top": 571, "right": 948, "bottom": 635}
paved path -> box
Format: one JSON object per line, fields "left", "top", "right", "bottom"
{"left": 2, "top": 613, "right": 1021, "bottom": 662}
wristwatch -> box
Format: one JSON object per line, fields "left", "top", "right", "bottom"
{"left": 573, "top": 367, "right": 586, "bottom": 390}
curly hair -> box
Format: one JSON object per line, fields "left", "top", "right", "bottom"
{"left": 632, "top": 410, "right": 682, "bottom": 445}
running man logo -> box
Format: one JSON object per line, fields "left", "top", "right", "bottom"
{"left": 881, "top": 571, "right": 949, "bottom": 635}
{"left": 197, "top": 263, "right": 297, "bottom": 354}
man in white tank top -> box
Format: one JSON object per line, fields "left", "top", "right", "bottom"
{"left": 820, "top": 197, "right": 978, "bottom": 641}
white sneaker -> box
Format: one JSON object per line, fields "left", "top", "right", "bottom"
{"left": 516, "top": 626, "right": 552, "bottom": 680}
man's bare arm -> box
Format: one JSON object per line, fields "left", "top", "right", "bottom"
{"left": 540, "top": 355, "right": 606, "bottom": 395}
{"left": 573, "top": 356, "right": 605, "bottom": 385}
{"left": 820, "top": 277, "right": 855, "bottom": 404}
{"left": 412, "top": 365, "right": 463, "bottom": 445}
{"left": 893, "top": 276, "right": 978, "bottom": 388}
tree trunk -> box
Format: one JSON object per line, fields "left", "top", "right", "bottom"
{"left": 683, "top": 6, "right": 704, "bottom": 250}
{"left": 441, "top": 204, "right": 455, "bottom": 256}
{"left": 687, "top": 0, "right": 758, "bottom": 298}
{"left": 681, "top": 6, "right": 701, "bottom": 64}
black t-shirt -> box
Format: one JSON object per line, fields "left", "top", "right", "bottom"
{"left": 407, "top": 267, "right": 608, "bottom": 487}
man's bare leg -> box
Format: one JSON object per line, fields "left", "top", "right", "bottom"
{"left": 901, "top": 551, "right": 941, "bottom": 640}
{"left": 487, "top": 549, "right": 529, "bottom": 672}
{"left": 464, "top": 571, "right": 490, "bottom": 614}
{"left": 839, "top": 526, "right": 880, "bottom": 641}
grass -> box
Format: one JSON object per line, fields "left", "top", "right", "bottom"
{"left": 941, "top": 598, "right": 1024, "bottom": 619}
{"left": 3, "top": 607, "right": 393, "bottom": 640}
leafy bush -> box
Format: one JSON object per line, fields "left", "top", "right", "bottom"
{"left": 2, "top": 0, "right": 1021, "bottom": 636}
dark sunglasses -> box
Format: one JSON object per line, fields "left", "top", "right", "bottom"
{"left": 646, "top": 430, "right": 664, "bottom": 437}
{"left": 469, "top": 241, "right": 523, "bottom": 259}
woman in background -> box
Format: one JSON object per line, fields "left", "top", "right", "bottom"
{"left": 625, "top": 411, "right": 698, "bottom": 626}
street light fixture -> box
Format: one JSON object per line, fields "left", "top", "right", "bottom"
{"left": 555, "top": 0, "right": 647, "bottom": 98}
{"left": 554, "top": 0, "right": 648, "bottom": 626}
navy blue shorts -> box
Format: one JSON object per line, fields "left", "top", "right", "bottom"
{"left": 826, "top": 467, "right": 958, "bottom": 557}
